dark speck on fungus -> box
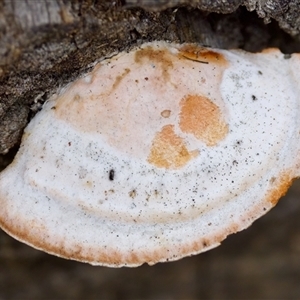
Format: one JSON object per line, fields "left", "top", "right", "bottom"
{"left": 109, "top": 169, "right": 115, "bottom": 181}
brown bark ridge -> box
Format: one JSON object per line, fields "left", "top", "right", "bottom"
{"left": 0, "top": 0, "right": 300, "bottom": 169}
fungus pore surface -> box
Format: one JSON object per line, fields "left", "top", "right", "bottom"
{"left": 0, "top": 41, "right": 300, "bottom": 267}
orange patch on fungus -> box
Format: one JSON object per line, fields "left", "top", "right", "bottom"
{"left": 178, "top": 45, "right": 228, "bottom": 66}
{"left": 148, "top": 125, "right": 199, "bottom": 169}
{"left": 134, "top": 47, "right": 173, "bottom": 82}
{"left": 267, "top": 172, "right": 294, "bottom": 206}
{"left": 179, "top": 94, "right": 228, "bottom": 146}
{"left": 111, "top": 68, "right": 131, "bottom": 91}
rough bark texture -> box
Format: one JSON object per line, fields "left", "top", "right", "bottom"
{"left": 1, "top": 1, "right": 300, "bottom": 298}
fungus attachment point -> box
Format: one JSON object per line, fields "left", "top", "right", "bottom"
{"left": 0, "top": 42, "right": 300, "bottom": 267}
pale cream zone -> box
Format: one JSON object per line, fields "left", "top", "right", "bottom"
{"left": 54, "top": 45, "right": 229, "bottom": 168}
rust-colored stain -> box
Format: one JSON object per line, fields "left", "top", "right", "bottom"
{"left": 178, "top": 45, "right": 228, "bottom": 66}
{"left": 179, "top": 94, "right": 228, "bottom": 146}
{"left": 148, "top": 125, "right": 199, "bottom": 169}
{"left": 267, "top": 172, "right": 293, "bottom": 206}
{"left": 0, "top": 208, "right": 167, "bottom": 267}
{"left": 134, "top": 47, "right": 173, "bottom": 82}
{"left": 111, "top": 68, "right": 131, "bottom": 91}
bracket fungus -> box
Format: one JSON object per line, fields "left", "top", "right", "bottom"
{"left": 0, "top": 41, "right": 300, "bottom": 267}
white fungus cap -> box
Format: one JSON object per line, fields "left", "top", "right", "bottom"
{"left": 0, "top": 41, "right": 300, "bottom": 267}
